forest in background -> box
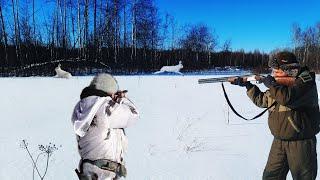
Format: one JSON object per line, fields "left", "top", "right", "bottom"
{"left": 0, "top": 0, "right": 319, "bottom": 76}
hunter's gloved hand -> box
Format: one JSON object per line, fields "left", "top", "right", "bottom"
{"left": 112, "top": 90, "right": 128, "bottom": 103}
{"left": 262, "top": 75, "right": 277, "bottom": 88}
{"left": 231, "top": 77, "right": 253, "bottom": 90}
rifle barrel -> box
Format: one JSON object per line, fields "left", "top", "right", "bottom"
{"left": 198, "top": 74, "right": 260, "bottom": 84}
{"left": 198, "top": 77, "right": 230, "bottom": 84}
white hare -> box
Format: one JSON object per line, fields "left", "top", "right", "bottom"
{"left": 154, "top": 61, "right": 183, "bottom": 75}
{"left": 55, "top": 64, "right": 72, "bottom": 79}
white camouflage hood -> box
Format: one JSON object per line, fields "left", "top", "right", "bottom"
{"left": 71, "top": 96, "right": 109, "bottom": 137}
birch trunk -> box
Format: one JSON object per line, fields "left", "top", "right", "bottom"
{"left": 77, "top": 0, "right": 82, "bottom": 58}
{"left": 84, "top": 0, "right": 89, "bottom": 60}
{"left": 0, "top": 4, "right": 8, "bottom": 65}
{"left": 11, "top": 0, "right": 20, "bottom": 65}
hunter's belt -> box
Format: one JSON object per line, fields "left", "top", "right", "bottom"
{"left": 81, "top": 159, "right": 127, "bottom": 177}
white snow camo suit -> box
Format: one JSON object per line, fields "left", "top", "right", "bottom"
{"left": 72, "top": 95, "right": 139, "bottom": 180}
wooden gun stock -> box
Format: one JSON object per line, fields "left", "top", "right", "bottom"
{"left": 274, "top": 77, "right": 296, "bottom": 86}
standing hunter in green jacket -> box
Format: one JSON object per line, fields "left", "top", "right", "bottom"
{"left": 231, "top": 51, "right": 320, "bottom": 180}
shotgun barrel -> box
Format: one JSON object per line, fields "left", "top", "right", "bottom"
{"left": 198, "top": 75, "right": 263, "bottom": 84}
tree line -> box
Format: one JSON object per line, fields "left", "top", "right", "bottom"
{"left": 291, "top": 23, "right": 320, "bottom": 72}
{"left": 0, "top": 0, "right": 316, "bottom": 76}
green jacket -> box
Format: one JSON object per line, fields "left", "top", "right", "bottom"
{"left": 247, "top": 68, "right": 320, "bottom": 140}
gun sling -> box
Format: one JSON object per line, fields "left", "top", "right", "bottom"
{"left": 221, "top": 83, "right": 277, "bottom": 121}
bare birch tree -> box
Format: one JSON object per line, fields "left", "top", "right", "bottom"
{"left": 77, "top": 0, "right": 82, "bottom": 58}
{"left": 32, "top": 0, "right": 36, "bottom": 42}
{"left": 123, "top": 0, "right": 127, "bottom": 48}
{"left": 0, "top": 1, "right": 8, "bottom": 65}
{"left": 12, "top": 0, "right": 22, "bottom": 65}
{"left": 84, "top": 0, "right": 89, "bottom": 59}
{"left": 94, "top": 0, "right": 97, "bottom": 59}
{"left": 131, "top": 0, "right": 136, "bottom": 60}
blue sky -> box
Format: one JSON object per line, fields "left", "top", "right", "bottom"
{"left": 156, "top": 0, "right": 320, "bottom": 52}
{"left": 3, "top": 0, "right": 319, "bottom": 53}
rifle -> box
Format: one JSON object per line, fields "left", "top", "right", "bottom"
{"left": 198, "top": 74, "right": 295, "bottom": 121}
{"left": 116, "top": 90, "right": 128, "bottom": 95}
{"left": 198, "top": 75, "right": 263, "bottom": 84}
{"left": 198, "top": 75, "right": 295, "bottom": 86}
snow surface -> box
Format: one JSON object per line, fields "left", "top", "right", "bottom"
{"left": 1, "top": 75, "right": 320, "bottom": 180}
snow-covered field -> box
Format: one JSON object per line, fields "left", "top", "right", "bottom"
{"left": 1, "top": 75, "right": 320, "bottom": 180}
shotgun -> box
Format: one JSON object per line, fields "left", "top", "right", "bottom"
{"left": 198, "top": 75, "right": 263, "bottom": 84}
{"left": 198, "top": 75, "right": 295, "bottom": 86}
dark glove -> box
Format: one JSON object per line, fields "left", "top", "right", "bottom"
{"left": 112, "top": 90, "right": 127, "bottom": 102}
{"left": 231, "top": 77, "right": 253, "bottom": 90}
{"left": 262, "top": 75, "right": 277, "bottom": 88}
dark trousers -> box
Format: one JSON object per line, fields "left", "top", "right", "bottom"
{"left": 263, "top": 137, "right": 317, "bottom": 180}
